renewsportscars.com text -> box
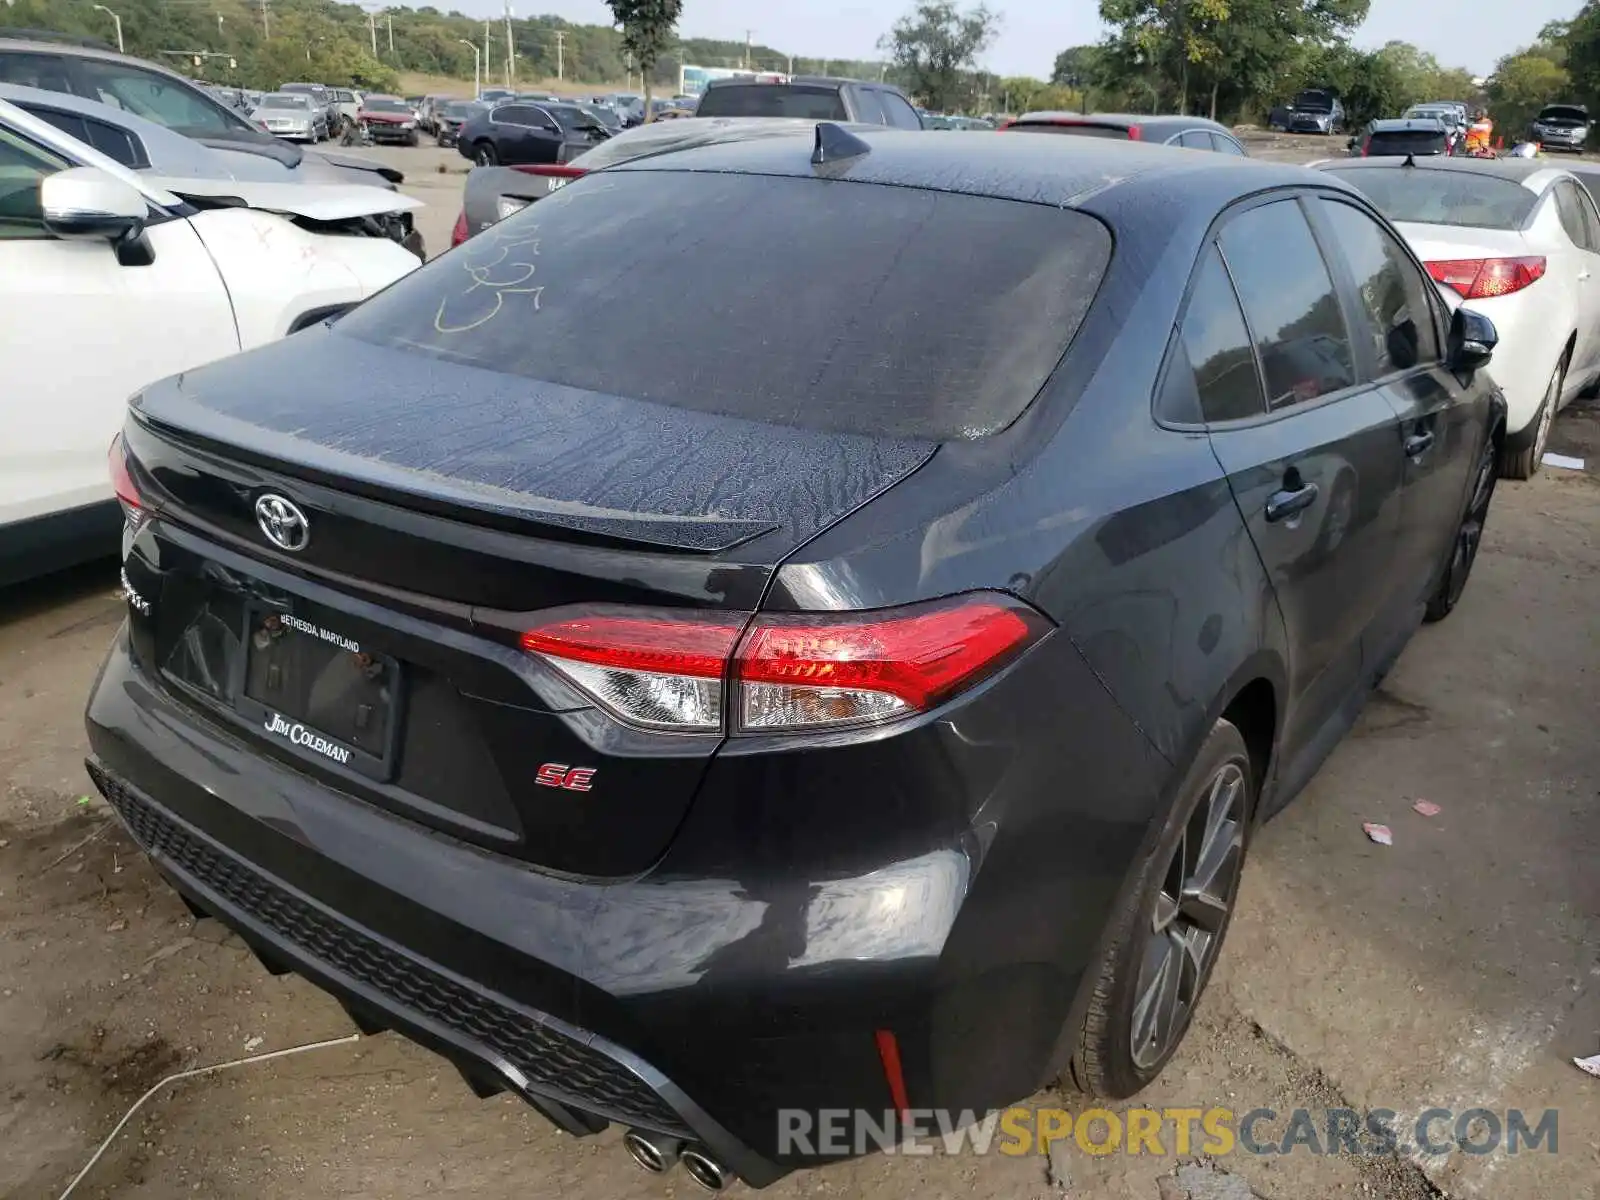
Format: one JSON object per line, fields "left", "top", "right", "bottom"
{"left": 778, "top": 1106, "right": 1559, "bottom": 1158}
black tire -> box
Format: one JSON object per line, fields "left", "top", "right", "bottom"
{"left": 1067, "top": 718, "right": 1254, "bottom": 1099}
{"left": 406, "top": 131, "right": 419, "bottom": 147}
{"left": 1425, "top": 427, "right": 1499, "bottom": 622}
{"left": 473, "top": 141, "right": 498, "bottom": 166}
{"left": 1500, "top": 350, "right": 1565, "bottom": 479}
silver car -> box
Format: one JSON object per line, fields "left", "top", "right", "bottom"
{"left": 253, "top": 92, "right": 328, "bottom": 142}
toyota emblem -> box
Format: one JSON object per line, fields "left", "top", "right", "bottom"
{"left": 254, "top": 494, "right": 311, "bottom": 552}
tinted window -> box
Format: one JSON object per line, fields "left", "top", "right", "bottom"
{"left": 0, "top": 123, "right": 67, "bottom": 238}
{"left": 695, "top": 84, "right": 849, "bottom": 120}
{"left": 1220, "top": 200, "right": 1355, "bottom": 409}
{"left": 261, "top": 94, "right": 312, "bottom": 109}
{"left": 83, "top": 117, "right": 144, "bottom": 167}
{"left": 1210, "top": 132, "right": 1246, "bottom": 155}
{"left": 880, "top": 91, "right": 923, "bottom": 129}
{"left": 493, "top": 105, "right": 538, "bottom": 126}
{"left": 25, "top": 107, "right": 89, "bottom": 147}
{"left": 849, "top": 86, "right": 887, "bottom": 125}
{"left": 364, "top": 98, "right": 412, "bottom": 113}
{"left": 0, "top": 51, "right": 74, "bottom": 93}
{"left": 1162, "top": 246, "right": 1265, "bottom": 423}
{"left": 338, "top": 172, "right": 1112, "bottom": 440}
{"left": 1324, "top": 167, "right": 1537, "bottom": 229}
{"left": 1365, "top": 131, "right": 1446, "bottom": 156}
{"left": 1318, "top": 200, "right": 1440, "bottom": 374}
{"left": 1007, "top": 122, "right": 1128, "bottom": 138}
{"left": 75, "top": 60, "right": 246, "bottom": 135}
{"left": 1178, "top": 129, "right": 1211, "bottom": 150}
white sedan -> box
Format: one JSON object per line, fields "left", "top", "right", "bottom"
{"left": 1321, "top": 156, "right": 1600, "bottom": 477}
{"left": 0, "top": 97, "right": 420, "bottom": 586}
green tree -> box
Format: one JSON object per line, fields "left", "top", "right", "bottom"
{"left": 1100, "top": 0, "right": 1232, "bottom": 114}
{"left": 606, "top": 0, "right": 683, "bottom": 117}
{"left": 879, "top": 1, "right": 1001, "bottom": 112}
{"left": 1488, "top": 49, "right": 1571, "bottom": 141}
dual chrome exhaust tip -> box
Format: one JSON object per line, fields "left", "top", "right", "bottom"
{"left": 622, "top": 1129, "right": 732, "bottom": 1192}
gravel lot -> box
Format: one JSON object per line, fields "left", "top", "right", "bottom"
{"left": 2, "top": 133, "right": 1597, "bottom": 1200}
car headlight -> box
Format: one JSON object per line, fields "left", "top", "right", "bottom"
{"left": 401, "top": 120, "right": 415, "bottom": 129}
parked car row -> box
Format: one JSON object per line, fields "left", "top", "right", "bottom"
{"left": 74, "top": 120, "right": 1521, "bottom": 1200}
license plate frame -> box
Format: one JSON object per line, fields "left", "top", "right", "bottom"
{"left": 234, "top": 606, "right": 404, "bottom": 782}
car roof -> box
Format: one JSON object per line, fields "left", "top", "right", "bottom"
{"left": 607, "top": 124, "right": 1319, "bottom": 211}
{"left": 1319, "top": 155, "right": 1571, "bottom": 192}
{"left": 1011, "top": 112, "right": 1231, "bottom": 134}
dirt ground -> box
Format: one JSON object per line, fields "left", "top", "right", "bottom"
{"left": 3, "top": 146, "right": 1599, "bottom": 1200}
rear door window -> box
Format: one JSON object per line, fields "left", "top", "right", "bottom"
{"left": 1210, "top": 132, "right": 1246, "bottom": 155}
{"left": 1219, "top": 199, "right": 1356, "bottom": 409}
{"left": 338, "top": 171, "right": 1113, "bottom": 440}
{"left": 1160, "top": 245, "right": 1266, "bottom": 424}
{"left": 1317, "top": 200, "right": 1441, "bottom": 375}
{"left": 1179, "top": 129, "right": 1212, "bottom": 150}
{"left": 1552, "top": 180, "right": 1593, "bottom": 248}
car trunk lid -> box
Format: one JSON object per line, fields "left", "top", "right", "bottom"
{"left": 120, "top": 332, "right": 934, "bottom": 877}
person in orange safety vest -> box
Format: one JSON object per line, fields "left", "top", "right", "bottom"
{"left": 1464, "top": 109, "right": 1494, "bottom": 155}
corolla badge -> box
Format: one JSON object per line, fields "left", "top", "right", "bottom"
{"left": 254, "top": 494, "right": 310, "bottom": 552}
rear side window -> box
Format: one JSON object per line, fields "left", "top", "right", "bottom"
{"left": 1552, "top": 181, "right": 1595, "bottom": 249}
{"left": 1324, "top": 167, "right": 1537, "bottom": 229}
{"left": 1161, "top": 246, "right": 1265, "bottom": 423}
{"left": 1210, "top": 132, "right": 1246, "bottom": 155}
{"left": 1219, "top": 199, "right": 1355, "bottom": 409}
{"left": 339, "top": 172, "right": 1112, "bottom": 440}
{"left": 0, "top": 51, "right": 74, "bottom": 93}
{"left": 1179, "top": 130, "right": 1211, "bottom": 150}
{"left": 695, "top": 85, "right": 849, "bottom": 121}
{"left": 1317, "top": 200, "right": 1440, "bottom": 374}
{"left": 880, "top": 91, "right": 923, "bottom": 129}
{"left": 849, "top": 86, "right": 887, "bottom": 125}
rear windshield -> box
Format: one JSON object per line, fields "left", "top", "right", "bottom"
{"left": 337, "top": 172, "right": 1111, "bottom": 440}
{"left": 1323, "top": 168, "right": 1537, "bottom": 229}
{"left": 695, "top": 84, "right": 849, "bottom": 121}
{"left": 262, "top": 94, "right": 312, "bottom": 109}
{"left": 1007, "top": 122, "right": 1129, "bottom": 139}
{"left": 1366, "top": 131, "right": 1446, "bottom": 155}
{"left": 365, "top": 98, "right": 411, "bottom": 112}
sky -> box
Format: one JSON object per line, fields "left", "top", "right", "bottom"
{"left": 465, "top": 0, "right": 1580, "bottom": 81}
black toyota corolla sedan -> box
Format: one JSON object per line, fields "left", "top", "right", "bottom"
{"left": 88, "top": 127, "right": 1504, "bottom": 1189}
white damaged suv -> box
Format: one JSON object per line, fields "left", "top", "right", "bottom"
{"left": 0, "top": 96, "right": 421, "bottom": 586}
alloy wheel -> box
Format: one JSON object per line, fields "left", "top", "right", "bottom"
{"left": 1443, "top": 438, "right": 1498, "bottom": 610}
{"left": 1130, "top": 762, "right": 1246, "bottom": 1070}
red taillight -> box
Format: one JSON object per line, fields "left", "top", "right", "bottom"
{"left": 1361, "top": 136, "right": 1371, "bottom": 156}
{"left": 509, "top": 163, "right": 588, "bottom": 178}
{"left": 1425, "top": 256, "right": 1546, "bottom": 299}
{"left": 450, "top": 208, "right": 470, "bottom": 247}
{"left": 1127, "top": 124, "right": 1143, "bottom": 141}
{"left": 519, "top": 594, "right": 1049, "bottom": 734}
{"left": 109, "top": 434, "right": 145, "bottom": 527}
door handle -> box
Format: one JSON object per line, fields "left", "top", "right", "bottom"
{"left": 1405, "top": 430, "right": 1435, "bottom": 457}
{"left": 1265, "top": 482, "right": 1319, "bottom": 523}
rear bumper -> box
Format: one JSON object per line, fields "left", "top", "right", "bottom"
{"left": 85, "top": 623, "right": 1156, "bottom": 1180}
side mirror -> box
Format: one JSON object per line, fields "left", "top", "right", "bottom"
{"left": 41, "top": 166, "right": 147, "bottom": 244}
{"left": 1448, "top": 305, "right": 1497, "bottom": 371}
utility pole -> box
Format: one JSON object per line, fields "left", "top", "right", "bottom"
{"left": 386, "top": 12, "right": 394, "bottom": 54}
{"left": 483, "top": 21, "right": 490, "bottom": 84}
{"left": 92, "top": 4, "right": 123, "bottom": 54}
{"left": 367, "top": 11, "right": 377, "bottom": 56}
{"left": 503, "top": 0, "right": 514, "bottom": 89}
{"left": 458, "top": 38, "right": 480, "bottom": 97}
{"left": 261, "top": 0, "right": 269, "bottom": 39}
{"left": 554, "top": 29, "right": 565, "bottom": 81}
{"left": 743, "top": 29, "right": 752, "bottom": 70}
{"left": 216, "top": 12, "right": 224, "bottom": 39}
